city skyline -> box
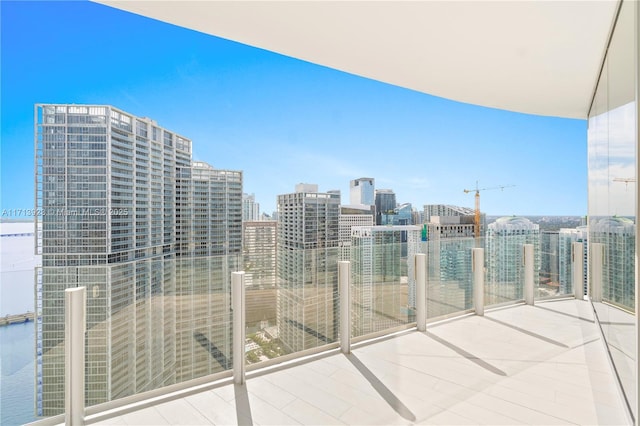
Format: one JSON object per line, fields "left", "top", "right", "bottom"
{"left": 2, "top": 0, "right": 587, "bottom": 217}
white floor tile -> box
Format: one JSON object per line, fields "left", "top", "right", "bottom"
{"left": 153, "top": 398, "right": 212, "bottom": 425}
{"left": 91, "top": 300, "right": 629, "bottom": 426}
{"left": 281, "top": 398, "right": 346, "bottom": 425}
{"left": 120, "top": 407, "right": 171, "bottom": 425}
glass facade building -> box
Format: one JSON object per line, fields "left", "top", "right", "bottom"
{"left": 374, "top": 189, "right": 396, "bottom": 225}
{"left": 242, "top": 193, "right": 260, "bottom": 222}
{"left": 338, "top": 205, "right": 375, "bottom": 261}
{"left": 276, "top": 185, "right": 341, "bottom": 353}
{"left": 34, "top": 105, "right": 242, "bottom": 416}
{"left": 349, "top": 177, "right": 375, "bottom": 206}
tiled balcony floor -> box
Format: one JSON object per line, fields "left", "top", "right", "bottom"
{"left": 92, "top": 299, "right": 630, "bottom": 425}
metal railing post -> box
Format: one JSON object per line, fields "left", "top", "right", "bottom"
{"left": 591, "top": 243, "right": 604, "bottom": 303}
{"left": 415, "top": 253, "right": 426, "bottom": 332}
{"left": 523, "top": 244, "right": 535, "bottom": 305}
{"left": 472, "top": 248, "right": 484, "bottom": 316}
{"left": 572, "top": 242, "right": 584, "bottom": 300}
{"left": 65, "top": 287, "right": 86, "bottom": 426}
{"left": 232, "top": 271, "right": 246, "bottom": 384}
{"left": 338, "top": 261, "right": 351, "bottom": 354}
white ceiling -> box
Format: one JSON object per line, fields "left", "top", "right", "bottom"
{"left": 94, "top": 1, "right": 620, "bottom": 119}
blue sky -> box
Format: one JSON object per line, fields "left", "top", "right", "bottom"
{"left": 1, "top": 0, "right": 587, "bottom": 217}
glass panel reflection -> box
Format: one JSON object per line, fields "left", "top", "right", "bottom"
{"left": 587, "top": 0, "right": 637, "bottom": 418}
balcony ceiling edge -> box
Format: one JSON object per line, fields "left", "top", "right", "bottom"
{"left": 92, "top": 0, "right": 619, "bottom": 120}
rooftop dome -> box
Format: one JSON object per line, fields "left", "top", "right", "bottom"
{"left": 591, "top": 216, "right": 636, "bottom": 233}
{"left": 489, "top": 216, "right": 539, "bottom": 232}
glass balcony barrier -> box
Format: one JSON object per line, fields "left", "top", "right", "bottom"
{"left": 34, "top": 254, "right": 241, "bottom": 422}
{"left": 246, "top": 246, "right": 342, "bottom": 368}
{"left": 483, "top": 235, "right": 528, "bottom": 307}
{"left": 590, "top": 236, "right": 636, "bottom": 417}
{"left": 422, "top": 237, "right": 475, "bottom": 319}
{"left": 28, "top": 234, "right": 586, "bottom": 424}
{"left": 349, "top": 241, "right": 415, "bottom": 341}
{"left": 536, "top": 234, "right": 583, "bottom": 301}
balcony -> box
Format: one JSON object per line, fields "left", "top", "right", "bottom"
{"left": 28, "top": 235, "right": 634, "bottom": 425}
{"left": 79, "top": 299, "right": 627, "bottom": 426}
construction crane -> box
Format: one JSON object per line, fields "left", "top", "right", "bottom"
{"left": 463, "top": 182, "right": 515, "bottom": 242}
{"left": 613, "top": 177, "right": 636, "bottom": 190}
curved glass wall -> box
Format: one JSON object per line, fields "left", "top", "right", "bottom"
{"left": 587, "top": 0, "right": 637, "bottom": 419}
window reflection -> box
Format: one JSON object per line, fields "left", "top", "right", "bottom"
{"left": 586, "top": 0, "right": 636, "bottom": 418}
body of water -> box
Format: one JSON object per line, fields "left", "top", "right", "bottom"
{"left": 1, "top": 321, "right": 36, "bottom": 425}
{"left": 1, "top": 224, "right": 38, "bottom": 424}
{"left": 1, "top": 224, "right": 39, "bottom": 317}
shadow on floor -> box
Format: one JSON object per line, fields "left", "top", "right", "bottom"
{"left": 535, "top": 303, "right": 595, "bottom": 323}
{"left": 234, "top": 383, "right": 253, "bottom": 426}
{"left": 344, "top": 352, "right": 417, "bottom": 422}
{"left": 483, "top": 316, "right": 569, "bottom": 348}
{"left": 423, "top": 331, "right": 507, "bottom": 376}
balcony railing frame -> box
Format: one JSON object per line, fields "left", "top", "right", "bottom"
{"left": 31, "top": 239, "right": 596, "bottom": 426}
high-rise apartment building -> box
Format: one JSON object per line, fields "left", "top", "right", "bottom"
{"left": 242, "top": 193, "right": 260, "bottom": 221}
{"left": 350, "top": 225, "right": 419, "bottom": 336}
{"left": 485, "top": 216, "right": 540, "bottom": 305}
{"left": 349, "top": 177, "right": 375, "bottom": 206}
{"left": 34, "top": 104, "right": 242, "bottom": 415}
{"left": 374, "top": 189, "right": 396, "bottom": 225}
{"left": 178, "top": 162, "right": 242, "bottom": 382}
{"left": 338, "top": 204, "right": 375, "bottom": 261}
{"left": 276, "top": 184, "right": 340, "bottom": 352}
{"left": 192, "top": 162, "right": 243, "bottom": 257}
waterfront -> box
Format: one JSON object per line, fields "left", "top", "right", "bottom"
{"left": 1, "top": 321, "right": 36, "bottom": 425}
{"left": 1, "top": 222, "right": 38, "bottom": 317}
{"left": 1, "top": 224, "right": 38, "bottom": 424}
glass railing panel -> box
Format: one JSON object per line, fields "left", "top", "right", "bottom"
{"left": 35, "top": 254, "right": 239, "bottom": 418}
{"left": 350, "top": 241, "right": 413, "bottom": 339}
{"left": 243, "top": 241, "right": 281, "bottom": 365}
{"left": 537, "top": 231, "right": 581, "bottom": 300}
{"left": 273, "top": 246, "right": 340, "bottom": 354}
{"left": 424, "top": 237, "right": 474, "bottom": 319}
{"left": 586, "top": 0, "right": 637, "bottom": 419}
{"left": 537, "top": 232, "right": 562, "bottom": 298}
{"left": 484, "top": 234, "right": 527, "bottom": 307}
{"left": 593, "top": 302, "right": 636, "bottom": 416}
